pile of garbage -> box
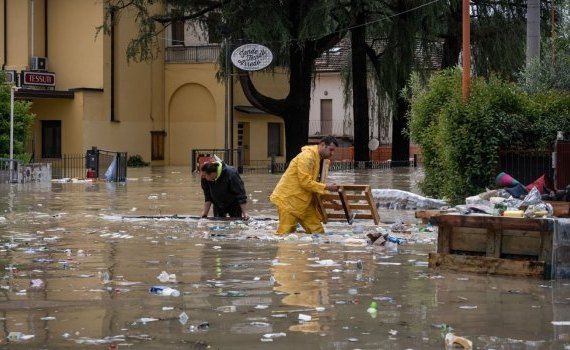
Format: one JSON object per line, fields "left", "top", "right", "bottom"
{"left": 459, "top": 187, "right": 553, "bottom": 218}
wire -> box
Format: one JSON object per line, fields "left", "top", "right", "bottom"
{"left": 154, "top": 0, "right": 444, "bottom": 47}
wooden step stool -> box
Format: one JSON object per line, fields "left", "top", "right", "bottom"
{"left": 317, "top": 185, "right": 381, "bottom": 225}
{"left": 315, "top": 159, "right": 380, "bottom": 225}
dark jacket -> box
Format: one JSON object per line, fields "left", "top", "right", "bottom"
{"left": 201, "top": 163, "right": 247, "bottom": 210}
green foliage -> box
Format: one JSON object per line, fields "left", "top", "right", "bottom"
{"left": 518, "top": 24, "right": 570, "bottom": 93}
{"left": 127, "top": 154, "right": 150, "bottom": 167}
{"left": 408, "top": 68, "right": 570, "bottom": 204}
{"left": 0, "top": 73, "right": 35, "bottom": 159}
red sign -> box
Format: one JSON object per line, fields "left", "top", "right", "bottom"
{"left": 23, "top": 71, "right": 56, "bottom": 87}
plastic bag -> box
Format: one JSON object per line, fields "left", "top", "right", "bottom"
{"left": 519, "top": 187, "right": 542, "bottom": 208}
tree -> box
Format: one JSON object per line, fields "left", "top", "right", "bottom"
{"left": 0, "top": 74, "right": 35, "bottom": 160}
{"left": 102, "top": 0, "right": 345, "bottom": 162}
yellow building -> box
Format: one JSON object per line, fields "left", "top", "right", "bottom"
{"left": 0, "top": 0, "right": 286, "bottom": 166}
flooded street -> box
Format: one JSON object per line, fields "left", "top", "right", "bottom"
{"left": 0, "top": 167, "right": 569, "bottom": 349}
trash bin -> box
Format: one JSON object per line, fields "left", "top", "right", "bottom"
{"left": 85, "top": 148, "right": 98, "bottom": 177}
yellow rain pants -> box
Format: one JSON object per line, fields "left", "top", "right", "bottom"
{"left": 270, "top": 145, "right": 326, "bottom": 234}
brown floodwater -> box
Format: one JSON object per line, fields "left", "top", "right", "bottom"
{"left": 0, "top": 167, "right": 568, "bottom": 349}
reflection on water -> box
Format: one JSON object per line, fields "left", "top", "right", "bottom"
{"left": 0, "top": 167, "right": 568, "bottom": 349}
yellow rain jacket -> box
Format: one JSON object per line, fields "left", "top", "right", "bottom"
{"left": 270, "top": 145, "right": 326, "bottom": 228}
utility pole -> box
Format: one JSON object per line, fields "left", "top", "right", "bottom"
{"left": 9, "top": 86, "right": 18, "bottom": 183}
{"left": 461, "top": 0, "right": 471, "bottom": 101}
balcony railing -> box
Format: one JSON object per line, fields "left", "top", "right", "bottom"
{"left": 309, "top": 120, "right": 353, "bottom": 138}
{"left": 166, "top": 45, "right": 221, "bottom": 63}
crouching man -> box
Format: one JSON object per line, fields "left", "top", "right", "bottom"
{"left": 200, "top": 161, "right": 249, "bottom": 219}
{"left": 270, "top": 136, "right": 339, "bottom": 234}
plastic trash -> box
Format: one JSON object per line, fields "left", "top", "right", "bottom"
{"left": 100, "top": 271, "right": 110, "bottom": 283}
{"left": 30, "top": 279, "right": 44, "bottom": 289}
{"left": 263, "top": 333, "right": 286, "bottom": 339}
{"left": 298, "top": 314, "right": 312, "bottom": 321}
{"left": 386, "top": 235, "right": 404, "bottom": 245}
{"left": 157, "top": 271, "right": 176, "bottom": 283}
{"left": 444, "top": 333, "right": 472, "bottom": 349}
{"left": 367, "top": 301, "right": 378, "bottom": 318}
{"left": 8, "top": 332, "right": 22, "bottom": 341}
{"left": 149, "top": 286, "right": 180, "bottom": 297}
{"left": 216, "top": 305, "right": 236, "bottom": 313}
{"left": 520, "top": 187, "right": 542, "bottom": 208}
{"left": 179, "top": 312, "right": 189, "bottom": 325}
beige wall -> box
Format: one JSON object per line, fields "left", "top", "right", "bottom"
{"left": 48, "top": 0, "right": 103, "bottom": 90}
{"left": 5, "top": 0, "right": 30, "bottom": 70}
{"left": 31, "top": 95, "right": 84, "bottom": 157}
{"left": 165, "top": 63, "right": 225, "bottom": 165}
{"left": 236, "top": 113, "right": 285, "bottom": 163}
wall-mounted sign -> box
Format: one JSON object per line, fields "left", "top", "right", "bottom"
{"left": 2, "top": 70, "right": 18, "bottom": 85}
{"left": 22, "top": 71, "right": 56, "bottom": 87}
{"left": 231, "top": 44, "right": 273, "bottom": 71}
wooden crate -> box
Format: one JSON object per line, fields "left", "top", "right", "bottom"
{"left": 547, "top": 201, "right": 570, "bottom": 218}
{"left": 429, "top": 214, "right": 554, "bottom": 279}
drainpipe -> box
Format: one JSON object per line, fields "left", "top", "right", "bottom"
{"left": 2, "top": 0, "right": 7, "bottom": 70}
{"left": 110, "top": 8, "right": 116, "bottom": 121}
{"left": 31, "top": 0, "right": 34, "bottom": 58}
{"left": 44, "top": 0, "right": 47, "bottom": 57}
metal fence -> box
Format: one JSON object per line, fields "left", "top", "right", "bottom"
{"left": 498, "top": 149, "right": 554, "bottom": 186}
{"left": 0, "top": 158, "right": 20, "bottom": 183}
{"left": 43, "top": 148, "right": 127, "bottom": 181}
{"left": 165, "top": 45, "right": 221, "bottom": 63}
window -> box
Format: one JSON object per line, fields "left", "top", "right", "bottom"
{"left": 320, "top": 99, "right": 332, "bottom": 135}
{"left": 268, "top": 123, "right": 282, "bottom": 157}
{"left": 42, "top": 120, "right": 61, "bottom": 158}
{"left": 151, "top": 131, "right": 166, "bottom": 161}
{"left": 171, "top": 20, "right": 185, "bottom": 46}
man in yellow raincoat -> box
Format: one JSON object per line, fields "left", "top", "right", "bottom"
{"left": 270, "top": 136, "right": 339, "bottom": 234}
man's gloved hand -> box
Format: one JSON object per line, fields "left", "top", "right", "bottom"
{"left": 325, "top": 183, "right": 339, "bottom": 192}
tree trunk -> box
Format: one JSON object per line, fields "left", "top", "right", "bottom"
{"left": 283, "top": 44, "right": 314, "bottom": 161}
{"left": 351, "top": 9, "right": 370, "bottom": 162}
{"left": 441, "top": 3, "right": 462, "bottom": 68}
{"left": 391, "top": 95, "right": 410, "bottom": 166}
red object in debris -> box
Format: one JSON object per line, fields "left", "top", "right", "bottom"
{"left": 526, "top": 175, "right": 546, "bottom": 194}
{"left": 86, "top": 168, "right": 96, "bottom": 179}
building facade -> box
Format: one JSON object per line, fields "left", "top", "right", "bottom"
{"left": 1, "top": 0, "right": 286, "bottom": 167}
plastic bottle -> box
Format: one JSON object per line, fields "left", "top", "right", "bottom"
{"left": 149, "top": 286, "right": 181, "bottom": 296}
{"left": 384, "top": 234, "right": 404, "bottom": 245}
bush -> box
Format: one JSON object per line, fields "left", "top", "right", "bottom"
{"left": 0, "top": 73, "right": 35, "bottom": 158}
{"left": 127, "top": 154, "right": 150, "bottom": 167}
{"left": 408, "top": 68, "right": 570, "bottom": 204}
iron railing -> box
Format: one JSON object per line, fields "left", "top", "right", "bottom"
{"left": 498, "top": 149, "right": 554, "bottom": 186}
{"left": 165, "top": 45, "right": 221, "bottom": 63}
{"left": 42, "top": 148, "right": 127, "bottom": 181}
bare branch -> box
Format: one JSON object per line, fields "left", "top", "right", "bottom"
{"left": 237, "top": 69, "right": 287, "bottom": 118}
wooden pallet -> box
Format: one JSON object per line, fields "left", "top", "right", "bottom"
{"left": 429, "top": 214, "right": 554, "bottom": 279}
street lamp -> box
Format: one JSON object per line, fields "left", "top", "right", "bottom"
{"left": 9, "top": 85, "right": 19, "bottom": 183}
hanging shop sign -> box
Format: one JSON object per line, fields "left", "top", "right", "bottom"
{"left": 22, "top": 71, "right": 56, "bottom": 87}
{"left": 3, "top": 70, "right": 18, "bottom": 85}
{"left": 231, "top": 44, "right": 273, "bottom": 71}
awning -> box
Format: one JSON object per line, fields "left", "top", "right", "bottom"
{"left": 234, "top": 105, "right": 267, "bottom": 114}
{"left": 15, "top": 89, "right": 74, "bottom": 99}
